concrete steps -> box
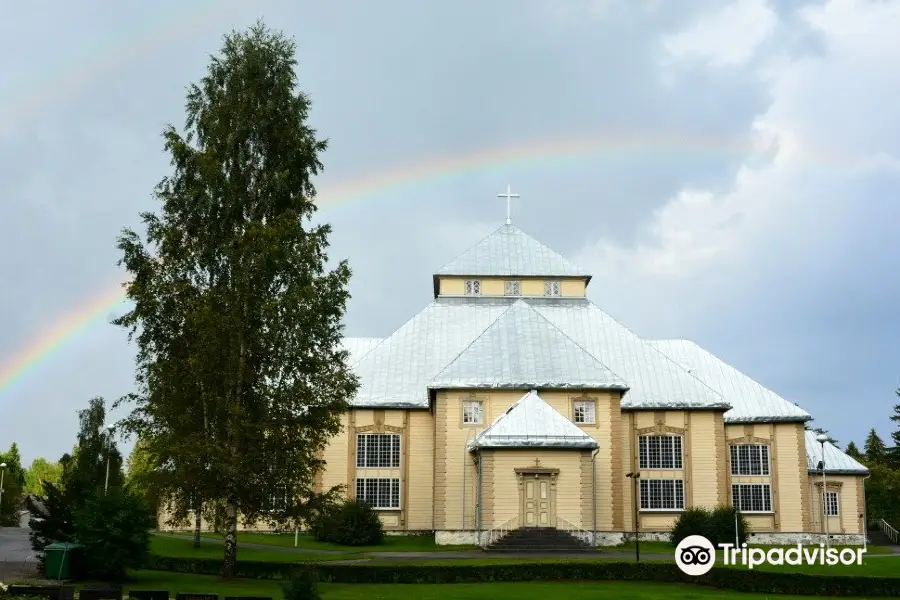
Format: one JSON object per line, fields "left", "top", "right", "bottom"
{"left": 487, "top": 527, "right": 596, "bottom": 553}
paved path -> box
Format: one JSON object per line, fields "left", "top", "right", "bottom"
{"left": 163, "top": 533, "right": 675, "bottom": 562}
{"left": 0, "top": 527, "right": 36, "bottom": 562}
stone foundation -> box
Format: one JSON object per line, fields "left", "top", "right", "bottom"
{"left": 747, "top": 532, "right": 866, "bottom": 546}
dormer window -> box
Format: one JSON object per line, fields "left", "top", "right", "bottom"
{"left": 504, "top": 280, "right": 521, "bottom": 296}
{"left": 465, "top": 279, "right": 482, "bottom": 296}
{"left": 544, "top": 280, "right": 561, "bottom": 297}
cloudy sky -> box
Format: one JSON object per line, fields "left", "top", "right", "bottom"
{"left": 1, "top": 0, "right": 898, "bottom": 463}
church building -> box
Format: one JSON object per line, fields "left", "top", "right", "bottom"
{"left": 322, "top": 210, "right": 869, "bottom": 546}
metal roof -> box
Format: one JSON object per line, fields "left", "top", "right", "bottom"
{"left": 467, "top": 390, "right": 598, "bottom": 450}
{"left": 342, "top": 337, "right": 384, "bottom": 364}
{"left": 647, "top": 339, "right": 811, "bottom": 423}
{"left": 349, "top": 297, "right": 514, "bottom": 407}
{"left": 434, "top": 224, "right": 591, "bottom": 279}
{"left": 347, "top": 297, "right": 730, "bottom": 410}
{"left": 429, "top": 299, "right": 629, "bottom": 391}
{"left": 805, "top": 430, "right": 869, "bottom": 475}
{"left": 527, "top": 300, "right": 731, "bottom": 410}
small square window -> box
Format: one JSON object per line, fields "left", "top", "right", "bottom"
{"left": 463, "top": 400, "right": 484, "bottom": 424}
{"left": 544, "top": 280, "right": 561, "bottom": 297}
{"left": 465, "top": 280, "right": 482, "bottom": 296}
{"left": 504, "top": 280, "right": 521, "bottom": 296}
{"left": 573, "top": 400, "right": 596, "bottom": 424}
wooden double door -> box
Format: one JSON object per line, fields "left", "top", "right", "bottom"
{"left": 520, "top": 473, "right": 555, "bottom": 527}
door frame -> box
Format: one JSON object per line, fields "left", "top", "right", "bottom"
{"left": 515, "top": 467, "right": 559, "bottom": 527}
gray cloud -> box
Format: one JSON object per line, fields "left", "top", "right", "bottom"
{"left": 1, "top": 0, "right": 897, "bottom": 463}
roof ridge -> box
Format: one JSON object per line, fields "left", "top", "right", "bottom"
{"left": 433, "top": 223, "right": 508, "bottom": 275}
{"left": 522, "top": 298, "right": 629, "bottom": 385}
{"left": 430, "top": 299, "right": 628, "bottom": 388}
{"left": 578, "top": 306, "right": 725, "bottom": 402}
{"left": 650, "top": 339, "right": 808, "bottom": 415}
{"left": 428, "top": 299, "right": 520, "bottom": 380}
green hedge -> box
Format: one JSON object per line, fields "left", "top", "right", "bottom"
{"left": 144, "top": 554, "right": 900, "bottom": 597}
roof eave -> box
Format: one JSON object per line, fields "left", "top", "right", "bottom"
{"left": 725, "top": 415, "right": 812, "bottom": 424}
{"left": 808, "top": 469, "right": 870, "bottom": 476}
{"left": 427, "top": 383, "right": 630, "bottom": 391}
{"left": 621, "top": 403, "right": 733, "bottom": 412}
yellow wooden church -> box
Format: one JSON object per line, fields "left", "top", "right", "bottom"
{"left": 322, "top": 216, "right": 869, "bottom": 547}
{"left": 160, "top": 204, "right": 869, "bottom": 547}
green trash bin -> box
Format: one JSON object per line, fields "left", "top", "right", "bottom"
{"left": 44, "top": 542, "right": 82, "bottom": 580}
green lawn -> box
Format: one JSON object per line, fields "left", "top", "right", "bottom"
{"left": 195, "top": 531, "right": 478, "bottom": 552}
{"left": 150, "top": 535, "right": 352, "bottom": 562}
{"left": 119, "top": 571, "right": 879, "bottom": 600}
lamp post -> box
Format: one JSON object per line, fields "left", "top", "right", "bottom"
{"left": 816, "top": 433, "right": 830, "bottom": 550}
{"left": 0, "top": 462, "right": 6, "bottom": 522}
{"left": 626, "top": 472, "right": 641, "bottom": 563}
{"left": 104, "top": 423, "right": 115, "bottom": 494}
{"left": 732, "top": 506, "right": 740, "bottom": 548}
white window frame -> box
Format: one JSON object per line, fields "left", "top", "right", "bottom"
{"left": 464, "top": 279, "right": 482, "bottom": 296}
{"left": 355, "top": 477, "right": 401, "bottom": 510}
{"left": 544, "top": 280, "right": 561, "bottom": 297}
{"left": 462, "top": 400, "right": 484, "bottom": 424}
{"left": 731, "top": 483, "right": 773, "bottom": 513}
{"left": 638, "top": 434, "right": 684, "bottom": 470}
{"left": 730, "top": 444, "right": 770, "bottom": 476}
{"left": 573, "top": 400, "right": 596, "bottom": 424}
{"left": 262, "top": 483, "right": 291, "bottom": 513}
{"left": 356, "top": 433, "right": 401, "bottom": 468}
{"left": 639, "top": 478, "right": 685, "bottom": 511}
{"left": 824, "top": 490, "right": 840, "bottom": 517}
{"left": 504, "top": 280, "right": 522, "bottom": 296}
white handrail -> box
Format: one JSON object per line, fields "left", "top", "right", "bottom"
{"left": 879, "top": 518, "right": 899, "bottom": 544}
{"left": 557, "top": 516, "right": 594, "bottom": 546}
{"left": 483, "top": 516, "right": 517, "bottom": 548}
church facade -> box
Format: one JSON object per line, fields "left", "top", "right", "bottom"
{"left": 320, "top": 222, "right": 868, "bottom": 546}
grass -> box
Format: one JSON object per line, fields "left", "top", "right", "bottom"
{"left": 150, "top": 535, "right": 353, "bottom": 562}
{"left": 115, "top": 571, "right": 879, "bottom": 600}
{"left": 195, "top": 530, "right": 478, "bottom": 552}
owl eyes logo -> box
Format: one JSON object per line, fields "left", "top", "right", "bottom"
{"left": 675, "top": 535, "right": 716, "bottom": 575}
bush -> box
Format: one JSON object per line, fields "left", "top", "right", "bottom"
{"left": 670, "top": 505, "right": 748, "bottom": 548}
{"left": 282, "top": 568, "right": 321, "bottom": 600}
{"left": 143, "top": 555, "right": 900, "bottom": 596}
{"left": 72, "top": 487, "right": 157, "bottom": 580}
{"left": 309, "top": 499, "right": 383, "bottom": 546}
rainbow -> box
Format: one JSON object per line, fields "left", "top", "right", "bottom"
{"left": 0, "top": 129, "right": 841, "bottom": 395}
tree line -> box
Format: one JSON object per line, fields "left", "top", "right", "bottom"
{"left": 841, "top": 394, "right": 900, "bottom": 528}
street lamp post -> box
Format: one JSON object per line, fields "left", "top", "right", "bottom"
{"left": 816, "top": 433, "right": 830, "bottom": 551}
{"left": 0, "top": 462, "right": 6, "bottom": 522}
{"left": 105, "top": 423, "right": 115, "bottom": 494}
{"left": 626, "top": 472, "right": 641, "bottom": 563}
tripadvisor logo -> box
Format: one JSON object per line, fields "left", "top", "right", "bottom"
{"left": 675, "top": 535, "right": 867, "bottom": 575}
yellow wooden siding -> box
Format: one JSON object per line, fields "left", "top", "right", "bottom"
{"left": 521, "top": 279, "right": 544, "bottom": 296}
{"left": 560, "top": 280, "right": 586, "bottom": 297}
{"left": 435, "top": 277, "right": 587, "bottom": 297}
{"left": 641, "top": 513, "right": 678, "bottom": 530}
{"left": 774, "top": 423, "right": 805, "bottom": 531}
{"left": 406, "top": 410, "right": 435, "bottom": 529}
{"left": 439, "top": 278, "right": 465, "bottom": 295}
{"left": 320, "top": 412, "right": 350, "bottom": 494}
{"left": 488, "top": 449, "right": 586, "bottom": 527}
{"left": 808, "top": 476, "right": 864, "bottom": 534}
{"left": 436, "top": 389, "right": 619, "bottom": 530}
{"left": 723, "top": 422, "right": 805, "bottom": 532}
{"left": 689, "top": 412, "right": 719, "bottom": 509}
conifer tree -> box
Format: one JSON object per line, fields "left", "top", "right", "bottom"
{"left": 114, "top": 23, "right": 358, "bottom": 577}
{"left": 864, "top": 428, "right": 888, "bottom": 463}
{"left": 845, "top": 441, "right": 864, "bottom": 461}
{"left": 0, "top": 443, "right": 26, "bottom": 526}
